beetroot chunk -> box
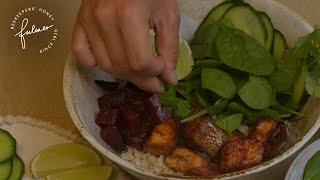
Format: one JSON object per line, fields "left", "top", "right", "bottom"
{"left": 95, "top": 108, "right": 119, "bottom": 127}
{"left": 98, "top": 90, "right": 127, "bottom": 108}
{"left": 101, "top": 125, "right": 126, "bottom": 153}
{"left": 118, "top": 105, "right": 153, "bottom": 149}
{"left": 144, "top": 94, "right": 171, "bottom": 123}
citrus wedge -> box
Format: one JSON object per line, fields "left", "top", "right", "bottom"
{"left": 45, "top": 166, "right": 112, "bottom": 180}
{"left": 150, "top": 30, "right": 194, "bottom": 80}
{"left": 30, "top": 143, "right": 102, "bottom": 178}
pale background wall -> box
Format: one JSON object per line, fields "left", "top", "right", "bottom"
{"left": 0, "top": 0, "right": 319, "bottom": 178}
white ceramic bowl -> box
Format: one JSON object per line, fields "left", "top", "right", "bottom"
{"left": 64, "top": 0, "right": 320, "bottom": 179}
{"left": 285, "top": 139, "right": 320, "bottom": 180}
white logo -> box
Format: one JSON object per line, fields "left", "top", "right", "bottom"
{"left": 10, "top": 7, "right": 59, "bottom": 54}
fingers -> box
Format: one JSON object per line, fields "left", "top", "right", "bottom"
{"left": 130, "top": 76, "right": 165, "bottom": 93}
{"left": 72, "top": 22, "right": 96, "bottom": 68}
{"left": 154, "top": 5, "right": 180, "bottom": 84}
{"left": 120, "top": 15, "right": 165, "bottom": 76}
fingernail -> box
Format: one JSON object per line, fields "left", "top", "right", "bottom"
{"left": 170, "top": 69, "right": 178, "bottom": 84}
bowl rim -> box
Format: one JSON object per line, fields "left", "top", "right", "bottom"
{"left": 63, "top": 0, "right": 320, "bottom": 179}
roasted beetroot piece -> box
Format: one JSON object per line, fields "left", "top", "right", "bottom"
{"left": 144, "top": 94, "right": 171, "bottom": 123}
{"left": 219, "top": 139, "right": 264, "bottom": 172}
{"left": 101, "top": 125, "right": 126, "bottom": 153}
{"left": 98, "top": 90, "right": 127, "bottom": 109}
{"left": 95, "top": 80, "right": 120, "bottom": 91}
{"left": 263, "top": 123, "right": 287, "bottom": 159}
{"left": 118, "top": 105, "right": 152, "bottom": 149}
{"left": 165, "top": 146, "right": 216, "bottom": 176}
{"left": 182, "top": 115, "right": 229, "bottom": 159}
{"left": 95, "top": 108, "right": 119, "bottom": 127}
{"left": 119, "top": 105, "right": 142, "bottom": 135}
{"left": 143, "top": 118, "right": 178, "bottom": 156}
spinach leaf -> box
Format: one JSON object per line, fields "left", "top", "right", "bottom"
{"left": 195, "top": 89, "right": 213, "bottom": 107}
{"left": 192, "top": 23, "right": 220, "bottom": 59}
{"left": 215, "top": 113, "right": 243, "bottom": 133}
{"left": 246, "top": 108, "right": 283, "bottom": 125}
{"left": 269, "top": 68, "right": 295, "bottom": 92}
{"left": 206, "top": 99, "right": 229, "bottom": 115}
{"left": 193, "top": 59, "right": 223, "bottom": 69}
{"left": 159, "top": 85, "right": 176, "bottom": 106}
{"left": 175, "top": 100, "right": 191, "bottom": 119}
{"left": 238, "top": 76, "right": 275, "bottom": 109}
{"left": 202, "top": 68, "right": 236, "bottom": 99}
{"left": 303, "top": 150, "right": 320, "bottom": 180}
{"left": 216, "top": 27, "right": 276, "bottom": 75}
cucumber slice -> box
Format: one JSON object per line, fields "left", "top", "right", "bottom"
{"left": 258, "top": 12, "right": 275, "bottom": 51}
{"left": 197, "top": 2, "right": 234, "bottom": 32}
{"left": 8, "top": 155, "right": 25, "bottom": 180}
{"left": 220, "top": 4, "right": 266, "bottom": 46}
{"left": 273, "top": 30, "right": 288, "bottom": 60}
{"left": 0, "top": 160, "right": 12, "bottom": 180}
{"left": 0, "top": 129, "right": 16, "bottom": 163}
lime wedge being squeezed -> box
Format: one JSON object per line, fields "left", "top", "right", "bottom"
{"left": 150, "top": 30, "right": 194, "bottom": 80}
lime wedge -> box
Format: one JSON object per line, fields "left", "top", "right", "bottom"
{"left": 150, "top": 30, "right": 194, "bottom": 80}
{"left": 176, "top": 39, "right": 194, "bottom": 80}
{"left": 46, "top": 166, "right": 112, "bottom": 180}
{"left": 30, "top": 143, "right": 103, "bottom": 178}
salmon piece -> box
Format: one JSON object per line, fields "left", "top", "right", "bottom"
{"left": 229, "top": 130, "right": 246, "bottom": 142}
{"left": 143, "top": 119, "right": 178, "bottom": 156}
{"left": 219, "top": 139, "right": 264, "bottom": 172}
{"left": 263, "top": 123, "right": 287, "bottom": 159}
{"left": 249, "top": 119, "right": 287, "bottom": 158}
{"left": 249, "top": 119, "right": 279, "bottom": 142}
{"left": 182, "top": 115, "right": 228, "bottom": 159}
{"left": 165, "top": 147, "right": 213, "bottom": 176}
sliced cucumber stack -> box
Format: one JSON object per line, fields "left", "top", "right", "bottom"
{"left": 273, "top": 30, "right": 288, "bottom": 60}
{"left": 0, "top": 129, "right": 16, "bottom": 163}
{"left": 197, "top": 1, "right": 234, "bottom": 32}
{"left": 258, "top": 12, "right": 275, "bottom": 51}
{"left": 8, "top": 156, "right": 25, "bottom": 180}
{"left": 220, "top": 4, "right": 266, "bottom": 46}
{"left": 0, "top": 129, "right": 25, "bottom": 180}
{"left": 0, "top": 160, "right": 12, "bottom": 180}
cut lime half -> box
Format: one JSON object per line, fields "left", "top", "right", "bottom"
{"left": 30, "top": 143, "right": 103, "bottom": 178}
{"left": 150, "top": 30, "right": 194, "bottom": 80}
{"left": 45, "top": 166, "right": 112, "bottom": 180}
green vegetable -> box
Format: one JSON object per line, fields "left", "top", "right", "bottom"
{"left": 181, "top": 99, "right": 228, "bottom": 123}
{"left": 292, "top": 64, "right": 307, "bottom": 106}
{"left": 238, "top": 76, "right": 275, "bottom": 109}
{"left": 195, "top": 89, "right": 212, "bottom": 107}
{"left": 306, "top": 64, "right": 320, "bottom": 98}
{"left": 269, "top": 69, "right": 295, "bottom": 92}
{"left": 201, "top": 68, "right": 236, "bottom": 99}
{"left": 193, "top": 59, "right": 222, "bottom": 69}
{"left": 303, "top": 150, "right": 320, "bottom": 180}
{"left": 215, "top": 113, "right": 243, "bottom": 133}
{"left": 175, "top": 100, "right": 191, "bottom": 119}
{"left": 216, "top": 27, "right": 276, "bottom": 75}
{"left": 291, "top": 29, "right": 320, "bottom": 60}
{"left": 159, "top": 85, "right": 191, "bottom": 118}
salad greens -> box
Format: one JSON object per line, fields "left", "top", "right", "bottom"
{"left": 303, "top": 150, "right": 320, "bottom": 180}
{"left": 159, "top": 0, "right": 320, "bottom": 134}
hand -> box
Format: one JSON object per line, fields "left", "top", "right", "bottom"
{"left": 72, "top": 0, "right": 180, "bottom": 92}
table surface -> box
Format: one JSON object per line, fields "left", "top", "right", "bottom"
{"left": 0, "top": 0, "right": 319, "bottom": 179}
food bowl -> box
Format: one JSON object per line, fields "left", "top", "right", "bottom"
{"left": 63, "top": 0, "right": 320, "bottom": 179}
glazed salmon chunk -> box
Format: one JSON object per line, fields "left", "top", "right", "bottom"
{"left": 143, "top": 119, "right": 178, "bottom": 156}
{"left": 165, "top": 147, "right": 214, "bottom": 176}
{"left": 182, "top": 115, "right": 229, "bottom": 159}
{"left": 219, "top": 139, "right": 264, "bottom": 172}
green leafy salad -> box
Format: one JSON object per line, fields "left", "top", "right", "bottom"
{"left": 160, "top": 0, "right": 320, "bottom": 133}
